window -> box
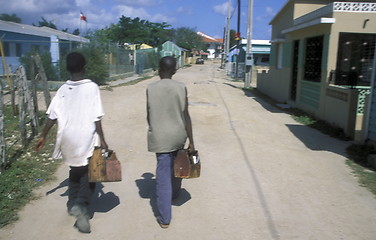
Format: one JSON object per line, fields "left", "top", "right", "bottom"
{"left": 261, "top": 56, "right": 269, "bottom": 63}
{"left": 335, "top": 33, "right": 376, "bottom": 86}
{"left": 15, "top": 43, "right": 21, "bottom": 57}
{"left": 304, "top": 36, "right": 323, "bottom": 82}
{"left": 277, "top": 43, "right": 283, "bottom": 69}
{"left": 1, "top": 42, "right": 21, "bottom": 57}
{"left": 2, "top": 42, "right": 10, "bottom": 56}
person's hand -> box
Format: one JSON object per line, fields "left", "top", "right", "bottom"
{"left": 35, "top": 137, "right": 46, "bottom": 152}
{"left": 101, "top": 140, "right": 109, "bottom": 151}
{"left": 188, "top": 142, "right": 195, "bottom": 153}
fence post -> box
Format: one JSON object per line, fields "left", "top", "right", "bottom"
{"left": 16, "top": 66, "right": 38, "bottom": 141}
{"left": 30, "top": 56, "right": 39, "bottom": 115}
{"left": 30, "top": 73, "right": 40, "bottom": 131}
{"left": 33, "top": 54, "right": 51, "bottom": 108}
{"left": 16, "top": 67, "right": 27, "bottom": 147}
{"left": 10, "top": 75, "right": 17, "bottom": 116}
{"left": 0, "top": 82, "right": 5, "bottom": 173}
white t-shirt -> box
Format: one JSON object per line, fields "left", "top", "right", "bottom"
{"left": 47, "top": 79, "right": 104, "bottom": 167}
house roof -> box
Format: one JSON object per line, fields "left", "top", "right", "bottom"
{"left": 0, "top": 20, "right": 89, "bottom": 43}
{"left": 125, "top": 43, "right": 153, "bottom": 50}
{"left": 269, "top": 0, "right": 291, "bottom": 25}
{"left": 269, "top": 0, "right": 376, "bottom": 25}
{"left": 197, "top": 31, "right": 223, "bottom": 43}
{"left": 229, "top": 39, "right": 271, "bottom": 54}
{"left": 231, "top": 39, "right": 271, "bottom": 48}
{"left": 162, "top": 40, "right": 188, "bottom": 52}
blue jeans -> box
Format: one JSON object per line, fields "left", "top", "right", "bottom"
{"left": 156, "top": 152, "right": 182, "bottom": 225}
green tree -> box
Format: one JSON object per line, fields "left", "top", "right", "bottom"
{"left": 147, "top": 22, "right": 172, "bottom": 47}
{"left": 171, "top": 27, "right": 205, "bottom": 51}
{"left": 80, "top": 46, "right": 108, "bottom": 85}
{"left": 35, "top": 17, "right": 57, "bottom": 29}
{"left": 19, "top": 51, "right": 58, "bottom": 81}
{"left": 0, "top": 13, "right": 21, "bottom": 23}
{"left": 59, "top": 45, "right": 108, "bottom": 85}
{"left": 229, "top": 29, "right": 237, "bottom": 48}
{"left": 106, "top": 16, "right": 171, "bottom": 47}
{"left": 72, "top": 29, "right": 80, "bottom": 36}
{"left": 86, "top": 28, "right": 112, "bottom": 45}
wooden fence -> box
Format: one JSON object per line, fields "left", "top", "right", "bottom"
{"left": 0, "top": 54, "right": 51, "bottom": 172}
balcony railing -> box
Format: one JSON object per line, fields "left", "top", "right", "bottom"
{"left": 294, "top": 2, "right": 376, "bottom": 25}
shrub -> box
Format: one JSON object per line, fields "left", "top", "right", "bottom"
{"left": 80, "top": 46, "right": 108, "bottom": 85}
{"left": 59, "top": 46, "right": 109, "bottom": 85}
{"left": 19, "top": 51, "right": 58, "bottom": 81}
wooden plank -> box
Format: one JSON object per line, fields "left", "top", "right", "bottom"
{"left": 33, "top": 54, "right": 51, "bottom": 108}
{"left": 10, "top": 75, "right": 17, "bottom": 116}
{"left": 19, "top": 66, "right": 38, "bottom": 137}
{"left": 16, "top": 67, "right": 27, "bottom": 147}
{"left": 0, "top": 81, "right": 5, "bottom": 172}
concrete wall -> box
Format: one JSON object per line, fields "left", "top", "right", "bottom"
{"left": 258, "top": 2, "right": 376, "bottom": 139}
{"left": 294, "top": 0, "right": 333, "bottom": 18}
{"left": 323, "top": 85, "right": 358, "bottom": 137}
{"left": 257, "top": 67, "right": 291, "bottom": 103}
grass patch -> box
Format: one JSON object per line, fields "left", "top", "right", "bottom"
{"left": 241, "top": 88, "right": 350, "bottom": 141}
{"left": 346, "top": 144, "right": 375, "bottom": 167}
{"left": 114, "top": 74, "right": 156, "bottom": 88}
{"left": 288, "top": 108, "right": 351, "bottom": 141}
{"left": 346, "top": 144, "right": 376, "bottom": 196}
{"left": 241, "top": 87, "right": 376, "bottom": 197}
{"left": 0, "top": 106, "right": 61, "bottom": 228}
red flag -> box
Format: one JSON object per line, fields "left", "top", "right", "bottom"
{"left": 80, "top": 11, "right": 87, "bottom": 21}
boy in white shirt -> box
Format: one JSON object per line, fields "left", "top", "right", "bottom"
{"left": 36, "top": 52, "right": 108, "bottom": 234}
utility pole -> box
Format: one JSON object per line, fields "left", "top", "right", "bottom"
{"left": 235, "top": 0, "right": 241, "bottom": 79}
{"left": 221, "top": 27, "right": 226, "bottom": 68}
{"left": 245, "top": 0, "right": 254, "bottom": 88}
{"left": 224, "top": 0, "right": 231, "bottom": 70}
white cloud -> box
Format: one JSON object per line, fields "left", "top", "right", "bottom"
{"left": 114, "top": 5, "right": 151, "bottom": 19}
{"left": 265, "top": 7, "right": 274, "bottom": 16}
{"left": 75, "top": 0, "right": 91, "bottom": 8}
{"left": 113, "top": 5, "right": 174, "bottom": 24}
{"left": 255, "top": 6, "right": 276, "bottom": 23}
{"left": 150, "top": 13, "right": 175, "bottom": 23}
{"left": 177, "top": 6, "right": 184, "bottom": 13}
{"left": 213, "top": 2, "right": 232, "bottom": 16}
{"left": 176, "top": 6, "right": 193, "bottom": 15}
{"left": 115, "top": 0, "right": 159, "bottom": 7}
{"left": 6, "top": 0, "right": 74, "bottom": 14}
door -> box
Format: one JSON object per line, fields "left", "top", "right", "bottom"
{"left": 290, "top": 40, "right": 299, "bottom": 101}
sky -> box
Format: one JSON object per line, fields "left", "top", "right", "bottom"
{"left": 0, "top": 0, "right": 287, "bottom": 40}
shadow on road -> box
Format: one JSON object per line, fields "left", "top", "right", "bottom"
{"left": 90, "top": 184, "right": 120, "bottom": 218}
{"left": 135, "top": 172, "right": 191, "bottom": 217}
{"left": 222, "top": 82, "right": 349, "bottom": 157}
{"left": 223, "top": 83, "right": 284, "bottom": 114}
{"left": 286, "top": 124, "right": 350, "bottom": 156}
{"left": 46, "top": 178, "right": 69, "bottom": 196}
{"left": 46, "top": 178, "right": 120, "bottom": 218}
{"left": 216, "top": 82, "right": 281, "bottom": 240}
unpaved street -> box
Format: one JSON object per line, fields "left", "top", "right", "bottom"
{"left": 1, "top": 62, "right": 376, "bottom": 240}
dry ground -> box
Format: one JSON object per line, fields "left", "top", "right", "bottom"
{"left": 1, "top": 62, "right": 376, "bottom": 240}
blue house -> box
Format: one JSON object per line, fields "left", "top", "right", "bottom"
{"left": 160, "top": 41, "right": 187, "bottom": 69}
{"left": 0, "top": 20, "right": 89, "bottom": 75}
{"left": 226, "top": 39, "right": 271, "bottom": 78}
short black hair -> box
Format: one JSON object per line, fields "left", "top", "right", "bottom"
{"left": 66, "top": 52, "right": 86, "bottom": 73}
{"left": 159, "top": 56, "right": 176, "bottom": 74}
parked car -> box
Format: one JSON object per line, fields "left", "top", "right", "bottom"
{"left": 196, "top": 58, "right": 204, "bottom": 64}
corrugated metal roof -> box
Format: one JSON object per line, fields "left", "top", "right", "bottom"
{"left": 0, "top": 20, "right": 89, "bottom": 43}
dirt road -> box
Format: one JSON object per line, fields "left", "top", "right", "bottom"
{"left": 1, "top": 62, "right": 376, "bottom": 240}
